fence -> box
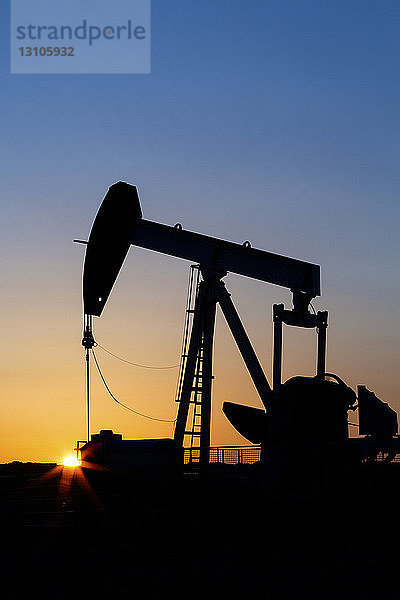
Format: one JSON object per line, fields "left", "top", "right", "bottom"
{"left": 183, "top": 444, "right": 400, "bottom": 466}
{"left": 183, "top": 445, "right": 261, "bottom": 465}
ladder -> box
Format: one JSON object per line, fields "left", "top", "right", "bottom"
{"left": 186, "top": 340, "right": 204, "bottom": 461}
{"left": 175, "top": 265, "right": 205, "bottom": 462}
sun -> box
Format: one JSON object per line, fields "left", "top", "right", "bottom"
{"left": 63, "top": 455, "right": 81, "bottom": 468}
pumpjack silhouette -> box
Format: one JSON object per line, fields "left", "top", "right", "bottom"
{"left": 78, "top": 182, "right": 399, "bottom": 493}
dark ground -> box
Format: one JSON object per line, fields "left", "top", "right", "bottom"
{"left": 1, "top": 462, "right": 400, "bottom": 600}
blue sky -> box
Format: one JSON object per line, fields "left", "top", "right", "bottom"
{"left": 1, "top": 1, "right": 399, "bottom": 460}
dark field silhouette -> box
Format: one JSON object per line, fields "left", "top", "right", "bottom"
{"left": 2, "top": 459, "right": 400, "bottom": 600}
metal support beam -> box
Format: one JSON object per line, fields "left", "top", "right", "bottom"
{"left": 272, "top": 304, "right": 329, "bottom": 383}
{"left": 174, "top": 273, "right": 272, "bottom": 463}
{"left": 199, "top": 295, "right": 217, "bottom": 468}
{"left": 273, "top": 304, "right": 284, "bottom": 391}
{"left": 316, "top": 311, "right": 328, "bottom": 377}
{"left": 174, "top": 276, "right": 218, "bottom": 468}
{"left": 215, "top": 281, "right": 272, "bottom": 410}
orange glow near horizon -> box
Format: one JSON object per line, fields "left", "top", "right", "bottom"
{"left": 1, "top": 251, "right": 399, "bottom": 464}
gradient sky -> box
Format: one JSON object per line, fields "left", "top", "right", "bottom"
{"left": 1, "top": 1, "right": 399, "bottom": 463}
